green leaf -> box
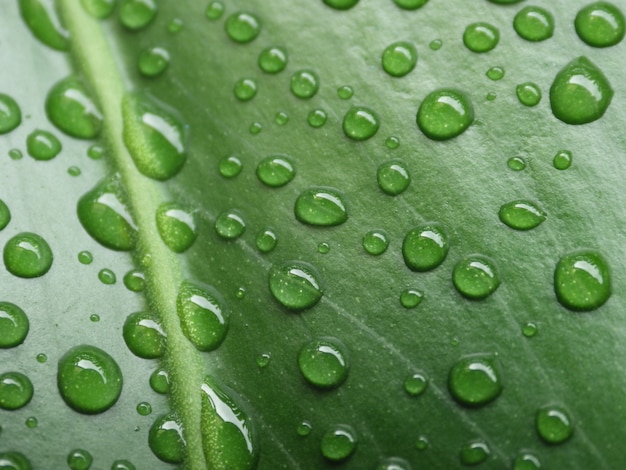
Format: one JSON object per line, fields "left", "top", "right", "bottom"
{"left": 1, "top": 0, "right": 625, "bottom": 469}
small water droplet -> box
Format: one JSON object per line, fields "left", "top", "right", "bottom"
{"left": 275, "top": 111, "right": 289, "bottom": 125}
{"left": 575, "top": 2, "right": 625, "bottom": 47}
{"left": 235, "top": 287, "right": 246, "bottom": 300}
{"left": 81, "top": 0, "right": 115, "bottom": 19}
{"left": 89, "top": 313, "right": 100, "bottom": 322}
{"left": 554, "top": 250, "right": 611, "bottom": 311}
{"left": 57, "top": 345, "right": 123, "bottom": 414}
{"left": 321, "top": 424, "right": 357, "bottom": 462}
{"left": 3, "top": 232, "right": 53, "bottom": 278}
{"left": 0, "top": 200, "right": 9, "bottom": 231}
{"left": 256, "top": 353, "right": 271, "bottom": 368}
{"left": 0, "top": 452, "right": 31, "bottom": 469}
{"left": 522, "top": 322, "right": 538, "bottom": 337}
{"left": 362, "top": 230, "right": 389, "bottom": 255}
{"left": 87, "top": 144, "right": 103, "bottom": 159}
{"left": 138, "top": 47, "right": 170, "bottom": 77}
{"left": 123, "top": 311, "right": 166, "bottom": 358}
{"left": 205, "top": 1, "right": 224, "bottom": 20}
{"left": 269, "top": 260, "right": 323, "bottom": 311}
{"left": 249, "top": 122, "right": 262, "bottom": 135}
{"left": 8, "top": 149, "right": 23, "bottom": 160}
{"left": 234, "top": 78, "right": 257, "bottom": 101}
{"left": 18, "top": 0, "right": 70, "bottom": 51}
{"left": 514, "top": 6, "right": 555, "bottom": 41}
{"left": 219, "top": 155, "right": 243, "bottom": 178}
{"left": 323, "top": 0, "right": 359, "bottom": 9}
{"left": 26, "top": 129, "right": 61, "bottom": 160}
{"left": 377, "top": 159, "right": 410, "bottom": 195}
{"left": 337, "top": 85, "right": 354, "bottom": 99}
{"left": 402, "top": 223, "right": 449, "bottom": 272}
{"left": 0, "top": 372, "right": 33, "bottom": 410}
{"left": 460, "top": 439, "right": 490, "bottom": 465}
{"left": 98, "top": 268, "right": 116, "bottom": 285}
{"left": 376, "top": 457, "right": 411, "bottom": 470}
{"left": 256, "top": 155, "right": 295, "bottom": 187}
{"left": 68, "top": 166, "right": 81, "bottom": 176}
{"left": 167, "top": 18, "right": 183, "bottom": 33}
{"left": 486, "top": 66, "right": 505, "bottom": 81}
{"left": 486, "top": 91, "right": 497, "bottom": 101}
{"left": 225, "top": 11, "right": 260, "bottom": 43}
{"left": 36, "top": 353, "right": 47, "bottom": 363}
{"left": 149, "top": 412, "right": 186, "bottom": 463}
{"left": 291, "top": 70, "right": 320, "bottom": 99}
{"left": 298, "top": 337, "right": 349, "bottom": 389}
{"left": 317, "top": 242, "right": 330, "bottom": 254}
{"left": 404, "top": 372, "right": 428, "bottom": 396}
{"left": 25, "top": 416, "right": 38, "bottom": 428}
{"left": 0, "top": 302, "right": 29, "bottom": 349}
{"left": 507, "top": 156, "right": 527, "bottom": 171}
{"left": 429, "top": 38, "right": 442, "bottom": 50}
{"left": 385, "top": 136, "right": 400, "bottom": 149}
{"left": 516, "top": 82, "right": 542, "bottom": 107}
{"left": 258, "top": 46, "right": 287, "bottom": 73}
{"left": 45, "top": 76, "right": 102, "bottom": 139}
{"left": 123, "top": 269, "right": 145, "bottom": 292}
{"left": 295, "top": 187, "right": 348, "bottom": 226}
{"left": 156, "top": 202, "right": 198, "bottom": 253}
{"left": 400, "top": 288, "right": 424, "bottom": 308}
{"left": 553, "top": 150, "right": 572, "bottom": 170}
{"left": 0, "top": 94, "right": 22, "bottom": 134}
{"left": 137, "top": 401, "right": 152, "bottom": 416}
{"left": 215, "top": 209, "right": 246, "bottom": 239}
{"left": 111, "top": 460, "right": 136, "bottom": 470}
{"left": 119, "top": 0, "right": 157, "bottom": 30}
{"left": 417, "top": 89, "right": 474, "bottom": 140}
{"left": 415, "top": 435, "right": 429, "bottom": 450}
{"left": 449, "top": 355, "right": 502, "bottom": 407}
{"left": 463, "top": 22, "right": 499, "bottom": 52}
{"left": 307, "top": 109, "right": 327, "bottom": 128}
{"left": 536, "top": 405, "right": 573, "bottom": 444}
{"left": 550, "top": 56, "right": 613, "bottom": 124}
{"left": 382, "top": 41, "right": 417, "bottom": 77}
{"left": 499, "top": 200, "right": 546, "bottom": 230}
{"left": 67, "top": 449, "right": 92, "bottom": 470}
{"left": 342, "top": 106, "right": 380, "bottom": 141}
{"left": 513, "top": 452, "right": 541, "bottom": 470}
{"left": 149, "top": 368, "right": 169, "bottom": 394}
{"left": 256, "top": 228, "right": 278, "bottom": 253}
{"left": 297, "top": 420, "right": 312, "bottom": 437}
{"left": 453, "top": 255, "right": 500, "bottom": 299}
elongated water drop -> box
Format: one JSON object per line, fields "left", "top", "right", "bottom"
{"left": 295, "top": 187, "right": 348, "bottom": 226}
{"left": 298, "top": 337, "right": 349, "bottom": 389}
{"left": 156, "top": 202, "right": 198, "bottom": 253}
{"left": 269, "top": 261, "right": 323, "bottom": 311}
{"left": 0, "top": 372, "right": 33, "bottom": 410}
{"left": 554, "top": 250, "right": 610, "bottom": 311}
{"left": 499, "top": 200, "right": 546, "bottom": 230}
{"left": 123, "top": 311, "right": 166, "bottom": 359}
{"left": 448, "top": 355, "right": 502, "bottom": 407}
{"left": 0, "top": 94, "right": 22, "bottom": 134}
{"left": 0, "top": 302, "right": 29, "bottom": 349}
{"left": 46, "top": 76, "right": 102, "bottom": 139}
{"left": 402, "top": 223, "right": 449, "bottom": 272}
{"left": 18, "top": 0, "right": 70, "bottom": 51}
{"left": 4, "top": 232, "right": 53, "bottom": 278}
{"left": 149, "top": 413, "right": 185, "bottom": 463}
{"left": 417, "top": 89, "right": 474, "bottom": 140}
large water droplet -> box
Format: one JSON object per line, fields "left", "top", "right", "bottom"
{"left": 18, "top": 0, "right": 70, "bottom": 51}
{"left": 290, "top": 70, "right": 319, "bottom": 99}
{"left": 57, "top": 345, "right": 123, "bottom": 414}
{"left": 362, "top": 230, "right": 389, "bottom": 255}
{"left": 123, "top": 311, "right": 166, "bottom": 359}
{"left": 460, "top": 440, "right": 490, "bottom": 465}
{"left": 119, "top": 0, "right": 157, "bottom": 30}
{"left": 514, "top": 6, "right": 554, "bottom": 41}
{"left": 453, "top": 255, "right": 500, "bottom": 299}
{"left": 123, "top": 92, "right": 188, "bottom": 180}
{"left": 215, "top": 209, "right": 246, "bottom": 239}
{"left": 225, "top": 11, "right": 260, "bottom": 43}
{"left": 404, "top": 372, "right": 428, "bottom": 396}
{"left": 219, "top": 155, "right": 243, "bottom": 178}
{"left": 382, "top": 41, "right": 417, "bottom": 77}
{"left": 0, "top": 302, "right": 29, "bottom": 349}
{"left": 258, "top": 46, "right": 287, "bottom": 74}
{"left": 323, "top": 0, "right": 359, "bottom": 10}
{"left": 307, "top": 109, "right": 327, "bottom": 128}
{"left": 553, "top": 150, "right": 573, "bottom": 170}
{"left": 149, "top": 412, "right": 185, "bottom": 463}
{"left": 0, "top": 200, "right": 10, "bottom": 231}
{"left": 67, "top": 449, "right": 92, "bottom": 470}
{"left": 298, "top": 337, "right": 349, "bottom": 389}
{"left": 448, "top": 355, "right": 502, "bottom": 407}
{"left": 321, "top": 424, "right": 357, "bottom": 462}
{"left": 342, "top": 106, "right": 380, "bottom": 141}
{"left": 554, "top": 250, "right": 611, "bottom": 311}
{"left": 295, "top": 187, "right": 348, "bottom": 226}
{"left": 463, "top": 22, "right": 499, "bottom": 52}
{"left": 124, "top": 269, "right": 145, "bottom": 292}
{"left": 256, "top": 155, "right": 295, "bottom": 187}
{"left": 81, "top": 0, "right": 115, "bottom": 19}
{"left": 550, "top": 56, "right": 613, "bottom": 125}
{"left": 0, "top": 94, "right": 22, "bottom": 134}
{"left": 377, "top": 160, "right": 410, "bottom": 195}
{"left": 46, "top": 76, "right": 102, "bottom": 139}
{"left": 0, "top": 451, "right": 31, "bottom": 469}
{"left": 269, "top": 261, "right": 323, "bottom": 311}
{"left": 536, "top": 405, "right": 573, "bottom": 444}
{"left": 499, "top": 200, "right": 546, "bottom": 230}
{"left": 77, "top": 174, "right": 137, "bottom": 251}
{"left": 575, "top": 2, "right": 625, "bottom": 47}
{"left": 26, "top": 129, "right": 61, "bottom": 161}
{"left": 402, "top": 223, "right": 449, "bottom": 272}
{"left": 417, "top": 89, "right": 474, "bottom": 140}
{"left": 0, "top": 372, "right": 33, "bottom": 410}
{"left": 156, "top": 202, "right": 198, "bottom": 253}
{"left": 3, "top": 232, "right": 53, "bottom": 278}
{"left": 138, "top": 47, "right": 170, "bottom": 78}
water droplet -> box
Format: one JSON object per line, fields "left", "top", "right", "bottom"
{"left": 453, "top": 255, "right": 500, "bottom": 299}
{"left": 249, "top": 122, "right": 262, "bottom": 135}
{"left": 507, "top": 156, "right": 527, "bottom": 171}
{"left": 25, "top": 416, "right": 38, "bottom": 428}
{"left": 298, "top": 337, "right": 349, "bottom": 389}
{"left": 122, "top": 92, "right": 188, "bottom": 180}
{"left": 256, "top": 155, "right": 295, "bottom": 187}
{"left": 87, "top": 144, "right": 103, "bottom": 159}
{"left": 362, "top": 230, "right": 389, "bottom": 255}
{"left": 45, "top": 76, "right": 103, "bottom": 139}
{"left": 138, "top": 47, "right": 170, "bottom": 77}
{"left": 448, "top": 355, "right": 502, "bottom": 407}
{"left": 258, "top": 46, "right": 287, "bottom": 73}
{"left": 516, "top": 82, "right": 542, "bottom": 107}
{"left": 225, "top": 11, "right": 260, "bottom": 43}
{"left": 68, "top": 166, "right": 81, "bottom": 176}
{"left": 8, "top": 149, "right": 23, "bottom": 160}
{"left": 463, "top": 22, "right": 499, "bottom": 52}
{"left": 149, "top": 368, "right": 169, "bottom": 394}
{"left": 67, "top": 449, "right": 92, "bottom": 470}
{"left": 295, "top": 187, "right": 348, "bottom": 226}
{"left": 415, "top": 435, "right": 429, "bottom": 450}
{"left": 0, "top": 302, "right": 29, "bottom": 349}
{"left": 394, "top": 0, "right": 428, "bottom": 9}
{"left": 234, "top": 78, "right": 257, "bottom": 101}
{"left": 377, "top": 160, "right": 410, "bottom": 195}
{"left": 123, "top": 269, "right": 145, "bottom": 292}
{"left": 89, "top": 313, "right": 100, "bottom": 322}
{"left": 553, "top": 150, "right": 573, "bottom": 170}
{"left": 119, "top": 0, "right": 157, "bottom": 30}
{"left": 385, "top": 136, "right": 400, "bottom": 149}
{"left": 554, "top": 250, "right": 611, "bottom": 311}
{"left": 177, "top": 281, "right": 229, "bottom": 352}
{"left": 499, "top": 200, "right": 546, "bottom": 230}
{"left": 205, "top": 1, "right": 224, "bottom": 20}
{"left": 513, "top": 452, "right": 541, "bottom": 470}
{"left": 18, "top": 0, "right": 70, "bottom": 51}
{"left": 400, "top": 288, "right": 424, "bottom": 308}
{"left": 256, "top": 353, "right": 271, "bottom": 368}
{"left": 26, "top": 129, "right": 61, "bottom": 161}
{"left": 323, "top": 0, "right": 359, "bottom": 9}
{"left": 0, "top": 372, "right": 33, "bottom": 410}
{"left": 486, "top": 66, "right": 505, "bottom": 81}
{"left": 402, "top": 223, "right": 449, "bottom": 272}
{"left": 460, "top": 440, "right": 490, "bottom": 465}
{"left": 81, "top": 0, "right": 115, "bottom": 19}
{"left": 404, "top": 372, "right": 428, "bottom": 396}
{"left": 137, "top": 401, "right": 152, "bottom": 416}
{"left": 248, "top": 230, "right": 277, "bottom": 256}
{"left": 36, "top": 353, "right": 47, "bottom": 363}
{"left": 215, "top": 209, "right": 246, "bottom": 239}
{"left": 382, "top": 41, "right": 417, "bottom": 77}
{"left": 0, "top": 94, "right": 22, "bottom": 134}
{"left": 123, "top": 311, "right": 166, "bottom": 358}
{"left": 269, "top": 260, "right": 323, "bottom": 311}
{"left": 550, "top": 56, "right": 613, "bottom": 125}
{"left": 429, "top": 39, "right": 443, "bottom": 50}
{"left": 290, "top": 70, "right": 320, "bottom": 99}
{"left": 57, "top": 344, "right": 123, "bottom": 414}
{"left": 575, "top": 2, "right": 625, "bottom": 47}
{"left": 514, "top": 6, "right": 555, "bottom": 41}
{"left": 156, "top": 202, "right": 198, "bottom": 253}
{"left": 3, "top": 232, "right": 53, "bottom": 278}
{"left": 536, "top": 405, "right": 573, "bottom": 444}
{"left": 486, "top": 92, "right": 497, "bottom": 101}
{"left": 337, "top": 85, "right": 354, "bottom": 100}
{"left": 236, "top": 288, "right": 246, "bottom": 299}
{"left": 297, "top": 420, "right": 312, "bottom": 437}
{"left": 98, "top": 268, "right": 116, "bottom": 285}
{"left": 167, "top": 18, "right": 183, "bottom": 33}
{"left": 201, "top": 375, "right": 258, "bottom": 469}
{"left": 321, "top": 424, "right": 357, "bottom": 462}
{"left": 149, "top": 412, "right": 185, "bottom": 463}
{"left": 317, "top": 242, "right": 330, "bottom": 254}
{"left": 376, "top": 457, "right": 411, "bottom": 470}
{"left": 307, "top": 109, "right": 327, "bottom": 128}
{"left": 342, "top": 106, "right": 380, "bottom": 141}
{"left": 275, "top": 111, "right": 289, "bottom": 125}
{"left": 417, "top": 89, "right": 474, "bottom": 140}
{"left": 111, "top": 460, "right": 136, "bottom": 470}
{"left": 219, "top": 155, "right": 243, "bottom": 178}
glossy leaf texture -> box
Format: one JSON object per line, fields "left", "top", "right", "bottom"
{"left": 1, "top": 0, "right": 626, "bottom": 469}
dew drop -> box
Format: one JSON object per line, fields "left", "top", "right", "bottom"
{"left": 219, "top": 155, "right": 243, "bottom": 178}
{"left": 8, "top": 149, "right": 23, "bottom": 160}
{"left": 382, "top": 41, "right": 417, "bottom": 77}
{"left": 137, "top": 402, "right": 152, "bottom": 416}
{"left": 385, "top": 136, "right": 400, "bottom": 149}
{"left": 321, "top": 424, "right": 357, "bottom": 462}
{"left": 256, "top": 353, "right": 271, "bottom": 368}
{"left": 149, "top": 412, "right": 185, "bottom": 464}
{"left": 507, "top": 156, "right": 527, "bottom": 171}
{"left": 123, "top": 311, "right": 166, "bottom": 359}
{"left": 536, "top": 405, "right": 573, "bottom": 444}
{"left": 36, "top": 353, "right": 47, "bottom": 363}
{"left": 297, "top": 420, "right": 312, "bottom": 437}
{"left": 167, "top": 18, "right": 183, "bottom": 33}
{"left": 400, "top": 288, "right": 424, "bottom": 308}
{"left": 225, "top": 11, "right": 260, "bottom": 43}
{"left": 486, "top": 92, "right": 497, "bottom": 101}
{"left": 394, "top": 0, "right": 428, "bottom": 9}
{"left": 513, "top": 452, "right": 542, "bottom": 470}
{"left": 156, "top": 202, "right": 198, "bottom": 253}
{"left": 249, "top": 122, "right": 262, "bottom": 135}
{"left": 0, "top": 94, "right": 22, "bottom": 134}
{"left": 499, "top": 200, "right": 546, "bottom": 230}
{"left": 323, "top": 0, "right": 359, "bottom": 10}
{"left": 522, "top": 322, "right": 538, "bottom": 338}
{"left": 256, "top": 228, "right": 278, "bottom": 253}
{"left": 123, "top": 269, "right": 145, "bottom": 292}
{"left": 98, "top": 268, "right": 116, "bottom": 285}
{"left": 122, "top": 92, "right": 188, "bottom": 180}
{"left": 317, "top": 242, "right": 330, "bottom": 254}
{"left": 89, "top": 313, "right": 100, "bottom": 322}
{"left": 404, "top": 372, "right": 428, "bottom": 396}
{"left": 149, "top": 368, "right": 169, "bottom": 394}
{"left": 234, "top": 78, "right": 257, "bottom": 101}
{"left": 0, "top": 302, "right": 29, "bottom": 349}
{"left": 138, "top": 47, "right": 170, "bottom": 78}
{"left": 67, "top": 449, "right": 92, "bottom": 470}
{"left": 402, "top": 223, "right": 449, "bottom": 272}
{"left": 514, "top": 6, "right": 555, "bottom": 41}
{"left": 258, "top": 46, "right": 287, "bottom": 73}
{"left": 448, "top": 355, "right": 502, "bottom": 407}
{"left": 362, "top": 230, "right": 389, "bottom": 255}
{"left": 68, "top": 166, "right": 81, "bottom": 176}
{"left": 298, "top": 337, "right": 349, "bottom": 389}
{"left": 463, "top": 22, "right": 499, "bottom": 52}
{"left": 57, "top": 345, "right": 123, "bottom": 414}
{"left": 3, "top": 232, "right": 53, "bottom": 278}
{"left": 112, "top": 460, "right": 136, "bottom": 470}
{"left": 290, "top": 70, "right": 320, "bottom": 99}
{"left": 415, "top": 436, "right": 429, "bottom": 450}
{"left": 81, "top": 0, "right": 115, "bottom": 19}
{"left": 205, "top": 1, "right": 224, "bottom": 20}
{"left": 453, "top": 255, "right": 500, "bottom": 299}
{"left": 575, "top": 2, "right": 625, "bottom": 47}
{"left": 416, "top": 89, "right": 474, "bottom": 140}
{"left": 0, "top": 201, "right": 9, "bottom": 233}
{"left": 488, "top": 0, "right": 524, "bottom": 3}
{"left": 342, "top": 106, "right": 380, "bottom": 141}
{"left": 0, "top": 452, "right": 31, "bottom": 469}
{"left": 45, "top": 76, "right": 103, "bottom": 139}
{"left": 295, "top": 187, "right": 348, "bottom": 226}
{"left": 256, "top": 155, "right": 295, "bottom": 187}
{"left": 18, "top": 0, "right": 70, "bottom": 51}
{"left": 0, "top": 372, "right": 33, "bottom": 410}
{"left": 429, "top": 39, "right": 443, "bottom": 50}
{"left": 215, "top": 209, "right": 246, "bottom": 239}
{"left": 550, "top": 56, "right": 613, "bottom": 125}
{"left": 377, "top": 160, "right": 410, "bottom": 195}
{"left": 268, "top": 260, "right": 323, "bottom": 311}
{"left": 87, "top": 144, "right": 103, "bottom": 159}
{"left": 26, "top": 129, "right": 61, "bottom": 161}
{"left": 337, "top": 85, "right": 354, "bottom": 100}
{"left": 460, "top": 440, "right": 490, "bottom": 465}
{"left": 516, "top": 82, "right": 542, "bottom": 107}
{"left": 275, "top": 111, "right": 289, "bottom": 125}
{"left": 376, "top": 457, "right": 411, "bottom": 470}
{"left": 486, "top": 66, "right": 505, "bottom": 81}
{"left": 554, "top": 250, "right": 611, "bottom": 311}
{"left": 553, "top": 150, "right": 573, "bottom": 170}
{"left": 177, "top": 281, "right": 229, "bottom": 352}
{"left": 25, "top": 416, "right": 38, "bottom": 428}
{"left": 307, "top": 109, "right": 327, "bottom": 128}
{"left": 119, "top": 0, "right": 157, "bottom": 30}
